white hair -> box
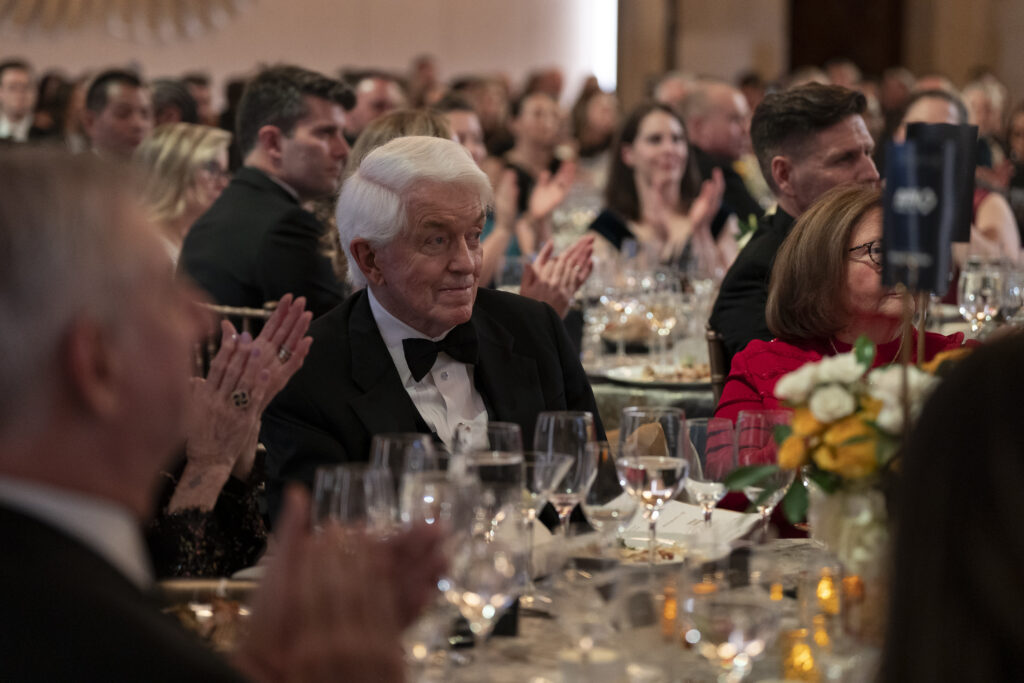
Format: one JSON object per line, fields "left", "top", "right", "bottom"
{"left": 336, "top": 135, "right": 493, "bottom": 288}
{"left": 0, "top": 150, "right": 140, "bottom": 432}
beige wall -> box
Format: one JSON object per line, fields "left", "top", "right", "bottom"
{"left": 676, "top": 0, "right": 787, "bottom": 83}
{"left": 1, "top": 0, "right": 617, "bottom": 105}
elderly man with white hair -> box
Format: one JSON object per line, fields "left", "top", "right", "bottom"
{"left": 261, "top": 135, "right": 602, "bottom": 519}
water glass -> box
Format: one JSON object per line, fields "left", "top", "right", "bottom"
{"left": 682, "top": 417, "right": 736, "bottom": 527}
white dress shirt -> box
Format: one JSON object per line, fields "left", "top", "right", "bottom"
{"left": 0, "top": 476, "right": 152, "bottom": 589}
{"left": 0, "top": 114, "right": 31, "bottom": 142}
{"left": 367, "top": 288, "right": 488, "bottom": 448}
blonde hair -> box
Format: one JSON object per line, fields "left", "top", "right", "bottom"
{"left": 134, "top": 123, "right": 231, "bottom": 226}
{"left": 343, "top": 109, "right": 452, "bottom": 182}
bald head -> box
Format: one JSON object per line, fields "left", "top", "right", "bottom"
{"left": 683, "top": 81, "right": 750, "bottom": 160}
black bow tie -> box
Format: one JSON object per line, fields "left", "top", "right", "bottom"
{"left": 402, "top": 323, "right": 479, "bottom": 382}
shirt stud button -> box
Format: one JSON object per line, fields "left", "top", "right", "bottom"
{"left": 440, "top": 371, "right": 449, "bottom": 380}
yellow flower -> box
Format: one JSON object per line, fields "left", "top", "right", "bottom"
{"left": 819, "top": 416, "right": 877, "bottom": 479}
{"left": 920, "top": 347, "right": 972, "bottom": 375}
{"left": 858, "top": 396, "right": 883, "bottom": 421}
{"left": 792, "top": 407, "right": 826, "bottom": 437}
{"left": 778, "top": 435, "right": 809, "bottom": 470}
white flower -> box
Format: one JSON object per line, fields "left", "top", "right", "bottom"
{"left": 774, "top": 362, "right": 819, "bottom": 402}
{"left": 875, "top": 405, "right": 905, "bottom": 433}
{"left": 816, "top": 353, "right": 867, "bottom": 384}
{"left": 868, "top": 365, "right": 938, "bottom": 407}
{"left": 809, "top": 385, "right": 857, "bottom": 422}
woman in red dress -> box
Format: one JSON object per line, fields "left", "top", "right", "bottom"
{"left": 715, "top": 185, "right": 969, "bottom": 422}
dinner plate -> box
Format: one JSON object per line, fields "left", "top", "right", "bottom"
{"left": 620, "top": 532, "right": 732, "bottom": 564}
{"left": 603, "top": 364, "right": 712, "bottom": 390}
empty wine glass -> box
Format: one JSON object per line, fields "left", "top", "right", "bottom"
{"left": 371, "top": 433, "right": 438, "bottom": 476}
{"left": 736, "top": 410, "right": 796, "bottom": 541}
{"left": 452, "top": 421, "right": 523, "bottom": 456}
{"left": 439, "top": 454, "right": 525, "bottom": 657}
{"left": 520, "top": 451, "right": 574, "bottom": 614}
{"left": 311, "top": 463, "right": 396, "bottom": 536}
{"left": 534, "top": 411, "right": 598, "bottom": 538}
{"left": 958, "top": 257, "right": 1004, "bottom": 334}
{"left": 582, "top": 441, "right": 639, "bottom": 542}
{"left": 683, "top": 548, "right": 783, "bottom": 681}
{"left": 615, "top": 407, "right": 689, "bottom": 565}
{"left": 683, "top": 417, "right": 737, "bottom": 527}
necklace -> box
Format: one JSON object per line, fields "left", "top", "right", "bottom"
{"left": 829, "top": 333, "right": 907, "bottom": 364}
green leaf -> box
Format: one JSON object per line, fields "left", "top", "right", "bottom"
{"left": 773, "top": 424, "right": 793, "bottom": 445}
{"left": 750, "top": 485, "right": 781, "bottom": 509}
{"left": 854, "top": 336, "right": 876, "bottom": 367}
{"left": 838, "top": 434, "right": 872, "bottom": 447}
{"left": 723, "top": 465, "right": 779, "bottom": 491}
{"left": 805, "top": 467, "right": 842, "bottom": 494}
{"left": 781, "top": 478, "right": 808, "bottom": 524}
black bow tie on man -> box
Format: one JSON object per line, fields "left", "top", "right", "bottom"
{"left": 402, "top": 323, "right": 480, "bottom": 381}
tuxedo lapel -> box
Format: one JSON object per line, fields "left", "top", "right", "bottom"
{"left": 346, "top": 293, "right": 433, "bottom": 437}
{"left": 471, "top": 305, "right": 546, "bottom": 432}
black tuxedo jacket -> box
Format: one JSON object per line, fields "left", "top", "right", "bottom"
{"left": 178, "top": 166, "right": 345, "bottom": 318}
{"left": 0, "top": 505, "right": 246, "bottom": 681}
{"left": 261, "top": 287, "right": 603, "bottom": 520}
{"left": 709, "top": 208, "right": 796, "bottom": 362}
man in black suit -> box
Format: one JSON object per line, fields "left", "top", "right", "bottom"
{"left": 179, "top": 65, "right": 354, "bottom": 318}
{"left": 709, "top": 84, "right": 881, "bottom": 361}
{"left": 0, "top": 150, "right": 433, "bottom": 682}
{"left": 262, "top": 136, "right": 602, "bottom": 518}
{"left": 0, "top": 59, "right": 53, "bottom": 143}
{"left": 82, "top": 69, "right": 154, "bottom": 159}
{"left": 682, "top": 79, "right": 764, "bottom": 227}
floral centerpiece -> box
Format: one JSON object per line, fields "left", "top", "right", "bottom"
{"left": 725, "top": 337, "right": 969, "bottom": 643}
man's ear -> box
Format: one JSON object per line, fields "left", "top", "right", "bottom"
{"left": 62, "top": 319, "right": 120, "bottom": 419}
{"left": 771, "top": 155, "right": 795, "bottom": 199}
{"left": 256, "top": 125, "right": 285, "bottom": 163}
{"left": 350, "top": 238, "right": 386, "bottom": 287}
{"left": 81, "top": 109, "right": 96, "bottom": 140}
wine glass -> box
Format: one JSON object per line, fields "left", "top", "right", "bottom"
{"left": 958, "top": 257, "right": 1004, "bottom": 334}
{"left": 370, "top": 433, "right": 438, "bottom": 477}
{"left": 534, "top": 411, "right": 598, "bottom": 539}
{"left": 682, "top": 417, "right": 737, "bottom": 528}
{"left": 645, "top": 275, "right": 683, "bottom": 366}
{"left": 736, "top": 410, "right": 796, "bottom": 541}
{"left": 452, "top": 421, "right": 523, "bottom": 455}
{"left": 581, "top": 441, "right": 639, "bottom": 543}
{"left": 520, "top": 451, "right": 574, "bottom": 613}
{"left": 439, "top": 453, "right": 526, "bottom": 656}
{"left": 615, "top": 407, "right": 689, "bottom": 565}
{"left": 310, "top": 463, "right": 396, "bottom": 536}
{"left": 682, "top": 548, "right": 783, "bottom": 681}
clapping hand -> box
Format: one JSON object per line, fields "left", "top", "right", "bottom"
{"left": 519, "top": 234, "right": 594, "bottom": 317}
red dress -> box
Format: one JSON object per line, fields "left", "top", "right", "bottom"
{"left": 714, "top": 330, "right": 970, "bottom": 422}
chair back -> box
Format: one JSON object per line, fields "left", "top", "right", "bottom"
{"left": 706, "top": 323, "right": 728, "bottom": 406}
{"left": 193, "top": 302, "right": 274, "bottom": 377}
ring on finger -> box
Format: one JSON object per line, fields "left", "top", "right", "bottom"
{"left": 277, "top": 346, "right": 292, "bottom": 363}
{"left": 231, "top": 389, "right": 250, "bottom": 409}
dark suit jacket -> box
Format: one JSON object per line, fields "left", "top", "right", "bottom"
{"left": 0, "top": 505, "right": 246, "bottom": 682}
{"left": 178, "top": 166, "right": 345, "bottom": 318}
{"left": 261, "top": 287, "right": 604, "bottom": 520}
{"left": 708, "top": 208, "right": 796, "bottom": 362}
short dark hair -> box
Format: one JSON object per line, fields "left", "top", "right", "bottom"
{"left": 151, "top": 79, "right": 198, "bottom": 124}
{"left": 900, "top": 88, "right": 968, "bottom": 126}
{"left": 433, "top": 93, "right": 475, "bottom": 114}
{"left": 766, "top": 185, "right": 881, "bottom": 342}
{"left": 236, "top": 64, "right": 355, "bottom": 158}
{"left": 604, "top": 101, "right": 702, "bottom": 222}
{"left": 181, "top": 72, "right": 210, "bottom": 89}
{"left": 0, "top": 59, "right": 31, "bottom": 82}
{"left": 509, "top": 91, "right": 555, "bottom": 120}
{"left": 750, "top": 83, "right": 867, "bottom": 193}
{"left": 85, "top": 69, "right": 144, "bottom": 113}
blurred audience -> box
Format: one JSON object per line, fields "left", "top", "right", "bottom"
{"left": 182, "top": 72, "right": 217, "bottom": 126}
{"left": 0, "top": 59, "right": 47, "bottom": 143}
{"left": 151, "top": 78, "right": 199, "bottom": 125}
{"left": 589, "top": 101, "right": 731, "bottom": 274}
{"left": 341, "top": 72, "right": 406, "bottom": 145}
{"left": 83, "top": 69, "right": 153, "bottom": 159}
{"left": 134, "top": 123, "right": 232, "bottom": 263}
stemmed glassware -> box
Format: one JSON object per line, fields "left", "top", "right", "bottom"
{"left": 683, "top": 548, "right": 783, "bottom": 681}
{"left": 682, "top": 417, "right": 737, "bottom": 528}
{"left": 534, "top": 411, "right": 598, "bottom": 539}
{"left": 581, "top": 441, "right": 639, "bottom": 543}
{"left": 615, "top": 407, "right": 689, "bottom": 565}
{"left": 439, "top": 451, "right": 526, "bottom": 655}
{"left": 958, "top": 256, "right": 1004, "bottom": 334}
{"left": 644, "top": 273, "right": 684, "bottom": 366}
{"left": 310, "top": 463, "right": 396, "bottom": 535}
{"left": 736, "top": 410, "right": 795, "bottom": 541}
{"left": 519, "top": 451, "right": 573, "bottom": 614}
